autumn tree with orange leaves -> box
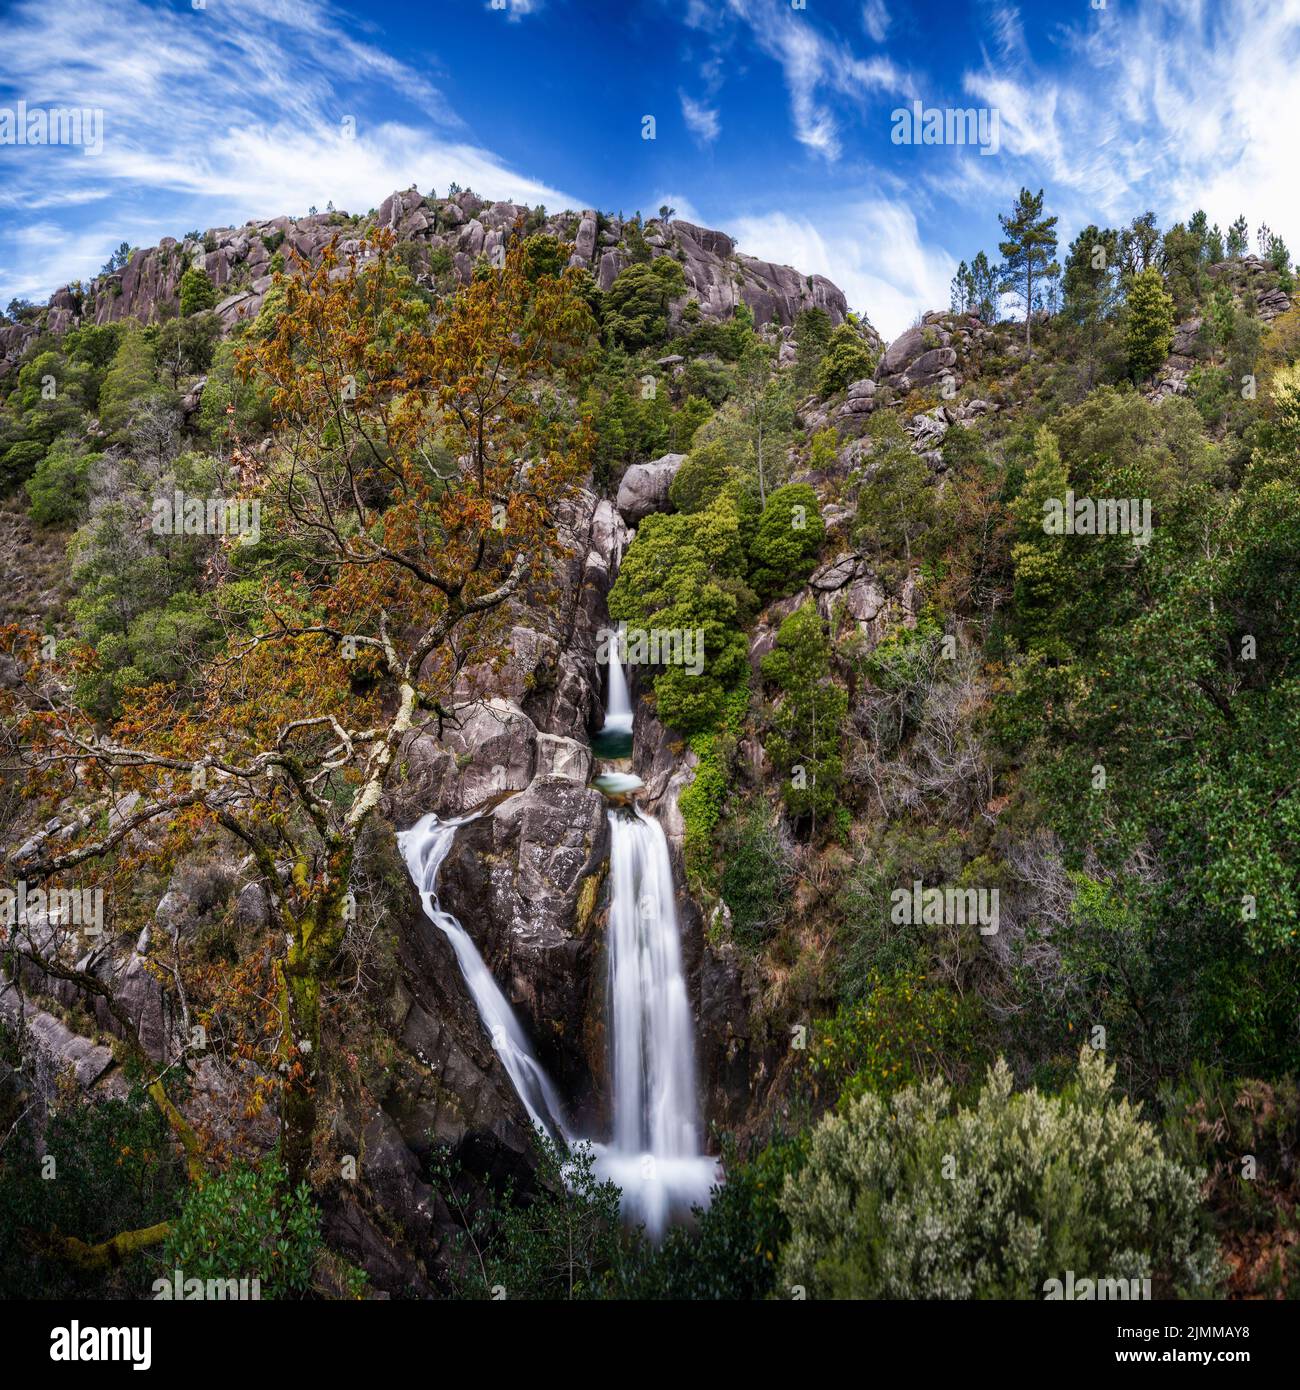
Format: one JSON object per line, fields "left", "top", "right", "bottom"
{"left": 2, "top": 227, "right": 597, "bottom": 1232}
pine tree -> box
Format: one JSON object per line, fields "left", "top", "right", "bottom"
{"left": 1009, "top": 426, "right": 1072, "bottom": 655}
{"left": 969, "top": 250, "right": 1000, "bottom": 323}
{"left": 1188, "top": 209, "right": 1208, "bottom": 260}
{"left": 1062, "top": 226, "right": 1118, "bottom": 326}
{"left": 997, "top": 188, "right": 1058, "bottom": 349}
{"left": 1227, "top": 214, "right": 1249, "bottom": 258}
{"left": 950, "top": 260, "right": 973, "bottom": 314}
{"left": 97, "top": 326, "right": 158, "bottom": 437}
{"left": 178, "top": 265, "right": 217, "bottom": 317}
{"left": 1125, "top": 267, "right": 1175, "bottom": 382}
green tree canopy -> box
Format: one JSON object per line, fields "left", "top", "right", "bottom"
{"left": 760, "top": 600, "right": 847, "bottom": 824}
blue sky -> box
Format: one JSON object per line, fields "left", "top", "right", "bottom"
{"left": 1, "top": 0, "right": 1298, "bottom": 338}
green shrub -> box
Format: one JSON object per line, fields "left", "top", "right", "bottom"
{"left": 679, "top": 685, "right": 747, "bottom": 889}
{"left": 178, "top": 265, "right": 218, "bottom": 317}
{"left": 748, "top": 482, "right": 824, "bottom": 600}
{"left": 97, "top": 326, "right": 158, "bottom": 437}
{"left": 163, "top": 1159, "right": 320, "bottom": 1299}
{"left": 197, "top": 340, "right": 273, "bottom": 446}
{"left": 1125, "top": 266, "right": 1175, "bottom": 381}
{"left": 853, "top": 429, "right": 937, "bottom": 576}
{"left": 156, "top": 311, "right": 221, "bottom": 383}
{"left": 25, "top": 435, "right": 99, "bottom": 525}
{"left": 815, "top": 322, "right": 877, "bottom": 397}
{"left": 521, "top": 233, "right": 567, "bottom": 282}
{"left": 780, "top": 1048, "right": 1221, "bottom": 1299}
{"left": 1, "top": 439, "right": 47, "bottom": 492}
{"left": 793, "top": 307, "right": 833, "bottom": 390}
{"left": 603, "top": 258, "right": 686, "bottom": 349}
{"left": 669, "top": 438, "right": 732, "bottom": 513}
{"left": 760, "top": 602, "right": 846, "bottom": 823}
{"left": 719, "top": 805, "right": 791, "bottom": 948}
{"left": 809, "top": 425, "right": 839, "bottom": 471}
{"left": 608, "top": 497, "right": 752, "bottom": 734}
{"left": 808, "top": 970, "right": 986, "bottom": 1104}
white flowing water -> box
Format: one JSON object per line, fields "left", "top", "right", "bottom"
{"left": 397, "top": 813, "right": 571, "bottom": 1145}
{"left": 593, "top": 808, "right": 717, "bottom": 1238}
{"left": 395, "top": 632, "right": 718, "bottom": 1238}
{"left": 602, "top": 641, "right": 633, "bottom": 735}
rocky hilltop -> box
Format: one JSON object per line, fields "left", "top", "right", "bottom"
{"left": 0, "top": 186, "right": 851, "bottom": 375}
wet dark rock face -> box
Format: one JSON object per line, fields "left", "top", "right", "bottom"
{"left": 438, "top": 779, "right": 612, "bottom": 1129}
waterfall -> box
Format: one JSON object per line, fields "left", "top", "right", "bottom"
{"left": 602, "top": 637, "right": 633, "bottom": 734}
{"left": 397, "top": 812, "right": 571, "bottom": 1145}
{"left": 607, "top": 810, "right": 698, "bottom": 1154}
{"left": 394, "top": 591, "right": 718, "bottom": 1237}
{"left": 592, "top": 808, "right": 718, "bottom": 1239}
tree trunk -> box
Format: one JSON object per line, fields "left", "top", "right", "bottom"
{"left": 42, "top": 1221, "right": 171, "bottom": 1271}
{"left": 279, "top": 954, "right": 321, "bottom": 1188}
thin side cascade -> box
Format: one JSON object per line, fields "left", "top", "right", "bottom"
{"left": 396, "top": 812, "right": 571, "bottom": 1145}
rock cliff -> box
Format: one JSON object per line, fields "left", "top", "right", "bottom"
{"left": 1, "top": 187, "right": 850, "bottom": 376}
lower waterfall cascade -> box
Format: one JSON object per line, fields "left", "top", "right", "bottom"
{"left": 591, "top": 805, "right": 718, "bottom": 1238}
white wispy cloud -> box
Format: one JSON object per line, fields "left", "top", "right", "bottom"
{"left": 730, "top": 199, "right": 956, "bottom": 340}
{"left": 679, "top": 91, "right": 721, "bottom": 145}
{"left": 485, "top": 0, "right": 542, "bottom": 21}
{"left": 0, "top": 0, "right": 582, "bottom": 303}
{"left": 724, "top": 0, "right": 912, "bottom": 161}
{"left": 861, "top": 0, "right": 891, "bottom": 44}
{"left": 962, "top": 0, "right": 1300, "bottom": 243}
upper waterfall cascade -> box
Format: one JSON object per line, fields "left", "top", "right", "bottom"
{"left": 602, "top": 642, "right": 633, "bottom": 734}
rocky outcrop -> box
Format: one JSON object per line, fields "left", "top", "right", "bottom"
{"left": 1171, "top": 316, "right": 1206, "bottom": 360}
{"left": 3, "top": 191, "right": 855, "bottom": 378}
{"left": 391, "top": 486, "right": 626, "bottom": 828}
{"left": 1207, "top": 255, "right": 1293, "bottom": 323}
{"left": 615, "top": 453, "right": 686, "bottom": 525}
{"left": 837, "top": 376, "right": 879, "bottom": 419}
{"left": 874, "top": 311, "right": 977, "bottom": 395}
{"left": 1149, "top": 366, "right": 1192, "bottom": 405}
{"left": 744, "top": 552, "right": 911, "bottom": 674}
{"left": 438, "top": 778, "right": 610, "bottom": 1123}
{"left": 1155, "top": 257, "right": 1292, "bottom": 390}
{"left": 0, "top": 983, "right": 124, "bottom": 1098}
{"left": 696, "top": 940, "right": 783, "bottom": 1132}
{"left": 632, "top": 698, "right": 697, "bottom": 851}
{"left": 399, "top": 698, "right": 540, "bottom": 818}
{"left": 664, "top": 220, "right": 848, "bottom": 328}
